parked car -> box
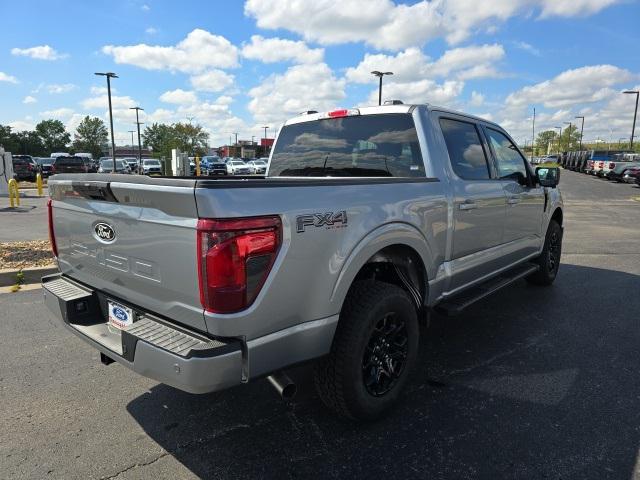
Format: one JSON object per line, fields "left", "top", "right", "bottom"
{"left": 12, "top": 155, "right": 39, "bottom": 181}
{"left": 226, "top": 159, "right": 251, "bottom": 175}
{"left": 140, "top": 159, "right": 162, "bottom": 175}
{"left": 247, "top": 159, "right": 268, "bottom": 174}
{"left": 44, "top": 103, "right": 563, "bottom": 420}
{"left": 35, "top": 157, "right": 54, "bottom": 177}
{"left": 623, "top": 166, "right": 640, "bottom": 184}
{"left": 50, "top": 156, "right": 91, "bottom": 174}
{"left": 603, "top": 154, "right": 637, "bottom": 180}
{"left": 97, "top": 159, "right": 131, "bottom": 174}
{"left": 204, "top": 157, "right": 228, "bottom": 176}
{"left": 120, "top": 157, "right": 139, "bottom": 172}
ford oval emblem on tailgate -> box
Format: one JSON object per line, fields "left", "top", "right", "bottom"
{"left": 94, "top": 222, "right": 116, "bottom": 242}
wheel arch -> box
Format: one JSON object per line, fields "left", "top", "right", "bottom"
{"left": 330, "top": 222, "right": 435, "bottom": 314}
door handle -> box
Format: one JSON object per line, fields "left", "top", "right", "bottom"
{"left": 459, "top": 200, "right": 478, "bottom": 211}
{"left": 507, "top": 196, "right": 520, "bottom": 205}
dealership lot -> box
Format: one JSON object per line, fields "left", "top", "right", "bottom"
{"left": 1, "top": 171, "right": 639, "bottom": 479}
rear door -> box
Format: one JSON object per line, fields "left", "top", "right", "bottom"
{"left": 437, "top": 115, "right": 506, "bottom": 290}
{"left": 50, "top": 177, "right": 206, "bottom": 331}
{"left": 483, "top": 126, "right": 545, "bottom": 261}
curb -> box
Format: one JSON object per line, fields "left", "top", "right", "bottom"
{"left": 0, "top": 265, "right": 59, "bottom": 287}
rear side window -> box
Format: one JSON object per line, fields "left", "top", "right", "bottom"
{"left": 54, "top": 157, "right": 83, "bottom": 165}
{"left": 269, "top": 114, "right": 424, "bottom": 177}
{"left": 485, "top": 128, "right": 528, "bottom": 181}
{"left": 439, "top": 118, "right": 490, "bottom": 180}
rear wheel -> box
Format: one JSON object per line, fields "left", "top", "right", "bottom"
{"left": 314, "top": 281, "right": 419, "bottom": 420}
{"left": 527, "top": 219, "right": 562, "bottom": 286}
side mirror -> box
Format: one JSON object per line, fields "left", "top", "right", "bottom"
{"left": 536, "top": 167, "right": 560, "bottom": 188}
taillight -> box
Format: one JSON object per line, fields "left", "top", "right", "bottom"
{"left": 197, "top": 216, "right": 281, "bottom": 313}
{"left": 47, "top": 199, "right": 58, "bottom": 258}
{"left": 324, "top": 108, "right": 360, "bottom": 119}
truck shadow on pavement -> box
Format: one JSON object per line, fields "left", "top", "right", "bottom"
{"left": 126, "top": 263, "right": 640, "bottom": 479}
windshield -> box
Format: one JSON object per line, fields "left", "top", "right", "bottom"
{"left": 101, "top": 160, "right": 127, "bottom": 169}
{"left": 55, "top": 157, "right": 83, "bottom": 165}
{"left": 143, "top": 160, "right": 160, "bottom": 166}
{"left": 253, "top": 161, "right": 266, "bottom": 165}
{"left": 232, "top": 161, "right": 245, "bottom": 165}
{"left": 269, "top": 114, "right": 424, "bottom": 177}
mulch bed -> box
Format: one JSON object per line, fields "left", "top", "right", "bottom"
{"left": 0, "top": 240, "right": 54, "bottom": 269}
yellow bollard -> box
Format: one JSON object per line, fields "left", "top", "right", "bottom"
{"left": 36, "top": 173, "right": 43, "bottom": 196}
{"left": 8, "top": 179, "right": 20, "bottom": 207}
{"left": 195, "top": 155, "right": 201, "bottom": 177}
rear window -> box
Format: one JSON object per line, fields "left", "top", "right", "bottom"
{"left": 54, "top": 157, "right": 83, "bottom": 165}
{"left": 13, "top": 157, "right": 33, "bottom": 165}
{"left": 143, "top": 160, "right": 160, "bottom": 165}
{"left": 268, "top": 114, "right": 424, "bottom": 177}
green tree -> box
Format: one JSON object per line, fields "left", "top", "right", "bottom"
{"left": 15, "top": 130, "right": 45, "bottom": 156}
{"left": 72, "top": 116, "right": 108, "bottom": 159}
{"left": 35, "top": 119, "right": 70, "bottom": 154}
{"left": 0, "top": 125, "right": 21, "bottom": 153}
{"left": 172, "top": 122, "right": 209, "bottom": 156}
{"left": 142, "top": 123, "right": 176, "bottom": 159}
{"left": 535, "top": 130, "right": 558, "bottom": 154}
{"left": 560, "top": 124, "right": 582, "bottom": 151}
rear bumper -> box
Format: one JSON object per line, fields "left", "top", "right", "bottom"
{"left": 42, "top": 274, "right": 243, "bottom": 394}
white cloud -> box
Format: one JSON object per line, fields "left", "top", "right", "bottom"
{"left": 470, "top": 91, "right": 485, "bottom": 107}
{"left": 159, "top": 89, "right": 198, "bottom": 105}
{"left": 189, "top": 69, "right": 235, "bottom": 92}
{"left": 345, "top": 44, "right": 504, "bottom": 84}
{"left": 23, "top": 96, "right": 37, "bottom": 104}
{"left": 248, "top": 63, "right": 346, "bottom": 124}
{"left": 505, "top": 65, "right": 635, "bottom": 109}
{"left": 9, "top": 120, "right": 35, "bottom": 131}
{"left": 0, "top": 71, "right": 18, "bottom": 83}
{"left": 102, "top": 29, "right": 238, "bottom": 73}
{"left": 90, "top": 86, "right": 109, "bottom": 95}
{"left": 241, "top": 35, "right": 324, "bottom": 64}
{"left": 145, "top": 27, "right": 158, "bottom": 34}
{"left": 40, "top": 107, "right": 75, "bottom": 118}
{"left": 141, "top": 3, "right": 150, "bottom": 11}
{"left": 513, "top": 41, "right": 541, "bottom": 56}
{"left": 365, "top": 79, "right": 464, "bottom": 106}
{"left": 11, "top": 45, "right": 67, "bottom": 60}
{"left": 245, "top": 0, "right": 622, "bottom": 50}
{"left": 46, "top": 83, "right": 76, "bottom": 94}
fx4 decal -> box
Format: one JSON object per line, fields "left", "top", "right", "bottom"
{"left": 296, "top": 211, "right": 348, "bottom": 233}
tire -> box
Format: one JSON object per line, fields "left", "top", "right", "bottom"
{"left": 526, "top": 219, "right": 562, "bottom": 286}
{"left": 314, "top": 281, "right": 419, "bottom": 420}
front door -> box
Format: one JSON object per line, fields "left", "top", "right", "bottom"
{"left": 483, "top": 127, "right": 545, "bottom": 261}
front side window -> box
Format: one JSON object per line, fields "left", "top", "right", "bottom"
{"left": 439, "top": 118, "right": 490, "bottom": 180}
{"left": 485, "top": 128, "right": 528, "bottom": 181}
{"left": 269, "top": 114, "right": 424, "bottom": 177}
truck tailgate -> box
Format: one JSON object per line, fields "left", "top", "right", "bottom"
{"left": 49, "top": 176, "right": 205, "bottom": 331}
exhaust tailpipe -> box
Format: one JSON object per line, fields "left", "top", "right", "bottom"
{"left": 267, "top": 372, "right": 297, "bottom": 401}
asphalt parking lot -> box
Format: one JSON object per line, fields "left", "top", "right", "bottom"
{"left": 1, "top": 171, "right": 639, "bottom": 479}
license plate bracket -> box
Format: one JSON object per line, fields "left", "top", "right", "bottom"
{"left": 107, "top": 301, "right": 134, "bottom": 330}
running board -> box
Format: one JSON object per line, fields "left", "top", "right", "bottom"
{"left": 434, "top": 263, "right": 539, "bottom": 316}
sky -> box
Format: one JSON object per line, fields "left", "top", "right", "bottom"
{"left": 0, "top": 0, "right": 639, "bottom": 148}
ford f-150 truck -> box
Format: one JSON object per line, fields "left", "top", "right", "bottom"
{"left": 43, "top": 103, "right": 563, "bottom": 420}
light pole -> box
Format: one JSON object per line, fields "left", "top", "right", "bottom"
{"left": 623, "top": 90, "right": 639, "bottom": 150}
{"left": 575, "top": 116, "right": 585, "bottom": 151}
{"left": 555, "top": 126, "right": 562, "bottom": 153}
{"left": 262, "top": 126, "right": 269, "bottom": 156}
{"left": 94, "top": 72, "right": 118, "bottom": 172}
{"left": 371, "top": 71, "right": 393, "bottom": 106}
{"left": 130, "top": 107, "right": 144, "bottom": 173}
{"left": 563, "top": 121, "right": 572, "bottom": 151}
{"left": 531, "top": 107, "right": 536, "bottom": 160}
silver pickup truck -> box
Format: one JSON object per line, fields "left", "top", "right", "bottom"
{"left": 43, "top": 103, "right": 563, "bottom": 420}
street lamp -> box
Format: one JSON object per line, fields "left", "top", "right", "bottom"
{"left": 623, "top": 90, "right": 639, "bottom": 150}
{"left": 371, "top": 71, "right": 393, "bottom": 106}
{"left": 563, "top": 121, "right": 572, "bottom": 151}
{"left": 575, "top": 116, "right": 585, "bottom": 151}
{"left": 130, "top": 107, "right": 144, "bottom": 173}
{"left": 554, "top": 126, "right": 562, "bottom": 153}
{"left": 262, "top": 126, "right": 269, "bottom": 156}
{"left": 94, "top": 72, "right": 118, "bottom": 172}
